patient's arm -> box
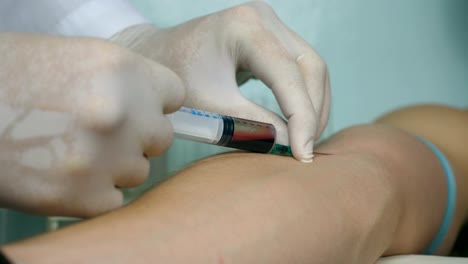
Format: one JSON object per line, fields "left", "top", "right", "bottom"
{"left": 2, "top": 106, "right": 467, "bottom": 264}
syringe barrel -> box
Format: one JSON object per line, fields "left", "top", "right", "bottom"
{"left": 166, "top": 107, "right": 224, "bottom": 144}
{"left": 219, "top": 116, "right": 276, "bottom": 153}
{"left": 167, "top": 107, "right": 276, "bottom": 153}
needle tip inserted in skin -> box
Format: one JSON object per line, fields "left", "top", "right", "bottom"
{"left": 269, "top": 144, "right": 331, "bottom": 157}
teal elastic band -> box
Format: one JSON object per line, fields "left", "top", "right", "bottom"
{"left": 418, "top": 137, "right": 457, "bottom": 255}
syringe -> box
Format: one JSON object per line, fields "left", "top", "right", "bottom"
{"left": 166, "top": 107, "right": 329, "bottom": 156}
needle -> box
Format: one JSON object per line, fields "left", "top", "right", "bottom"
{"left": 313, "top": 152, "right": 332, "bottom": 155}
{"left": 270, "top": 144, "right": 332, "bottom": 157}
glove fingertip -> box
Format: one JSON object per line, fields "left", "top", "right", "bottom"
{"left": 290, "top": 140, "right": 314, "bottom": 163}
{"left": 299, "top": 146, "right": 314, "bottom": 163}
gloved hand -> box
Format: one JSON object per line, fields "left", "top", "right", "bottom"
{"left": 111, "top": 1, "right": 330, "bottom": 162}
{"left": 0, "top": 33, "right": 185, "bottom": 217}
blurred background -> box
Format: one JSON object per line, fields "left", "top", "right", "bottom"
{"left": 1, "top": 0, "right": 467, "bottom": 243}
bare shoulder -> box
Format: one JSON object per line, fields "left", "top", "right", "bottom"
{"left": 375, "top": 104, "right": 468, "bottom": 178}
{"left": 376, "top": 104, "right": 468, "bottom": 254}
{"left": 375, "top": 105, "right": 468, "bottom": 154}
{"left": 375, "top": 104, "right": 468, "bottom": 133}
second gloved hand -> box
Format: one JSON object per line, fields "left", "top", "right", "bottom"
{"left": 0, "top": 33, "right": 185, "bottom": 217}
{"left": 111, "top": 1, "right": 331, "bottom": 162}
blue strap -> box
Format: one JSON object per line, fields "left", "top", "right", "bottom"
{"left": 417, "top": 137, "right": 457, "bottom": 255}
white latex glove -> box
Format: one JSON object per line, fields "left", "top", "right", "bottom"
{"left": 111, "top": 1, "right": 331, "bottom": 162}
{"left": 0, "top": 33, "right": 185, "bottom": 217}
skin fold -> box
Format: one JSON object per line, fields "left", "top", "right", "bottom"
{"left": 2, "top": 104, "right": 467, "bottom": 264}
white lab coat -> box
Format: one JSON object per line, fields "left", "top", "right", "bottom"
{"left": 0, "top": 0, "right": 148, "bottom": 38}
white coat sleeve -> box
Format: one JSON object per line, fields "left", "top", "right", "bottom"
{"left": 0, "top": 0, "right": 149, "bottom": 38}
